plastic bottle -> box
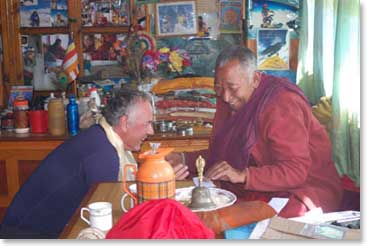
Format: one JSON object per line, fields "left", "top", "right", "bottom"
{"left": 48, "top": 97, "right": 66, "bottom": 136}
{"left": 89, "top": 87, "right": 101, "bottom": 108}
{"left": 67, "top": 94, "right": 79, "bottom": 136}
{"left": 44, "top": 92, "right": 56, "bottom": 111}
{"left": 61, "top": 91, "right": 69, "bottom": 107}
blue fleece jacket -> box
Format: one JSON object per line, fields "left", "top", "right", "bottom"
{"left": 0, "top": 125, "right": 119, "bottom": 238}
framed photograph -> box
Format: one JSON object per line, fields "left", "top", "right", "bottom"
{"left": 219, "top": 0, "right": 242, "bottom": 33}
{"left": 155, "top": 1, "right": 198, "bottom": 37}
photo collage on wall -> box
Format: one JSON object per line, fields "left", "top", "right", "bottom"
{"left": 81, "top": 0, "right": 130, "bottom": 27}
{"left": 247, "top": 0, "right": 300, "bottom": 73}
{"left": 20, "top": 0, "right": 68, "bottom": 27}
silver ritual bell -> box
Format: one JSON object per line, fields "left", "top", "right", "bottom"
{"left": 188, "top": 155, "right": 216, "bottom": 210}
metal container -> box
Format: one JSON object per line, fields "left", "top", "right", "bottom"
{"left": 153, "top": 120, "right": 174, "bottom": 133}
{"left": 177, "top": 125, "right": 193, "bottom": 136}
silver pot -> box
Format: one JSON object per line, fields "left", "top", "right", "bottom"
{"left": 176, "top": 125, "right": 193, "bottom": 136}
{"left": 153, "top": 120, "right": 174, "bottom": 133}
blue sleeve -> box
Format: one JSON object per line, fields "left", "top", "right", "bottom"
{"left": 82, "top": 150, "right": 119, "bottom": 185}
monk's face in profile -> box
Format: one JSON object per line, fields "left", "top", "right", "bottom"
{"left": 215, "top": 59, "right": 259, "bottom": 111}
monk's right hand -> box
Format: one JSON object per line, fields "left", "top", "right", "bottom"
{"left": 173, "top": 164, "right": 189, "bottom": 180}
{"left": 165, "top": 152, "right": 189, "bottom": 180}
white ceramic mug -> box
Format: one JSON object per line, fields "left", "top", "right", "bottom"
{"left": 80, "top": 202, "right": 112, "bottom": 231}
{"left": 121, "top": 184, "right": 136, "bottom": 212}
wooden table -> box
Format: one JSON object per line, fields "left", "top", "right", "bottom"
{"left": 0, "top": 130, "right": 209, "bottom": 222}
{"left": 59, "top": 181, "right": 198, "bottom": 239}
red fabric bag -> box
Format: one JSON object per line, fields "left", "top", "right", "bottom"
{"left": 106, "top": 199, "right": 215, "bottom": 239}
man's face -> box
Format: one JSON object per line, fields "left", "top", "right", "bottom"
{"left": 215, "top": 59, "right": 256, "bottom": 111}
{"left": 123, "top": 100, "right": 154, "bottom": 151}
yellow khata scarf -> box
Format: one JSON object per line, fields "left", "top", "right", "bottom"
{"left": 99, "top": 116, "right": 137, "bottom": 181}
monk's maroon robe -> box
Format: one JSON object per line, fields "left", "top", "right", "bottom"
{"left": 186, "top": 74, "right": 343, "bottom": 218}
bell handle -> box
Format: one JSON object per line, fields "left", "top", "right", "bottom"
{"left": 122, "top": 164, "right": 138, "bottom": 206}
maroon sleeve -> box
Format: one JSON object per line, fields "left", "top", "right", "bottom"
{"left": 185, "top": 149, "right": 210, "bottom": 177}
{"left": 184, "top": 96, "right": 232, "bottom": 177}
{"left": 245, "top": 91, "right": 313, "bottom": 192}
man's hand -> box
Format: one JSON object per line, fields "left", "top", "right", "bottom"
{"left": 205, "top": 161, "right": 246, "bottom": 183}
{"left": 165, "top": 152, "right": 190, "bottom": 180}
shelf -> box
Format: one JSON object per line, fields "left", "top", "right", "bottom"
{"left": 20, "top": 27, "right": 70, "bottom": 35}
{"left": 80, "top": 26, "right": 130, "bottom": 34}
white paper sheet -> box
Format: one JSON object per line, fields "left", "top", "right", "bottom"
{"left": 268, "top": 198, "right": 289, "bottom": 213}
{"left": 192, "top": 176, "right": 216, "bottom": 188}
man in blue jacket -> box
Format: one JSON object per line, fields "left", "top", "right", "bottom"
{"left": 0, "top": 88, "right": 154, "bottom": 238}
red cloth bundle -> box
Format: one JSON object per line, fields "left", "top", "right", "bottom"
{"left": 106, "top": 199, "right": 215, "bottom": 239}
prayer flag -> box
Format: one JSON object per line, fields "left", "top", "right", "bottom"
{"left": 62, "top": 38, "right": 79, "bottom": 82}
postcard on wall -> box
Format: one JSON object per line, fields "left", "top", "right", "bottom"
{"left": 247, "top": 0, "right": 300, "bottom": 39}
{"left": 257, "top": 29, "right": 289, "bottom": 70}
{"left": 20, "top": 0, "right": 62, "bottom": 27}
{"left": 50, "top": 0, "right": 68, "bottom": 27}
{"left": 219, "top": 0, "right": 242, "bottom": 34}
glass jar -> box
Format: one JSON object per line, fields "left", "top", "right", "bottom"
{"left": 13, "top": 98, "right": 30, "bottom": 134}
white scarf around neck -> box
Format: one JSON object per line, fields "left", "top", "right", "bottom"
{"left": 99, "top": 117, "right": 137, "bottom": 181}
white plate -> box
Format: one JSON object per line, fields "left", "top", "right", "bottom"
{"left": 123, "top": 184, "right": 237, "bottom": 212}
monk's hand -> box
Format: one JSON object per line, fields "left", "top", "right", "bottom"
{"left": 165, "top": 152, "right": 184, "bottom": 166}
{"left": 165, "top": 152, "right": 189, "bottom": 180}
{"left": 173, "top": 164, "right": 189, "bottom": 180}
{"left": 205, "top": 161, "right": 246, "bottom": 183}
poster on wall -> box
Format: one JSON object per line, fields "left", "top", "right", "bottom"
{"left": 219, "top": 0, "right": 242, "bottom": 33}
{"left": 20, "top": 0, "right": 69, "bottom": 27}
{"left": 247, "top": 0, "right": 300, "bottom": 39}
{"left": 257, "top": 29, "right": 289, "bottom": 70}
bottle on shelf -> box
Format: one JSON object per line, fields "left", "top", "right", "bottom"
{"left": 48, "top": 96, "right": 66, "bottom": 136}
{"left": 89, "top": 87, "right": 101, "bottom": 109}
{"left": 44, "top": 92, "right": 56, "bottom": 111}
{"left": 13, "top": 97, "right": 30, "bottom": 134}
{"left": 67, "top": 94, "right": 80, "bottom": 136}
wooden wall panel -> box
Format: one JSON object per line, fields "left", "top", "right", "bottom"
{"left": 18, "top": 160, "right": 41, "bottom": 188}
{"left": 0, "top": 207, "right": 6, "bottom": 223}
{"left": 246, "top": 39, "right": 257, "bottom": 54}
{"left": 0, "top": 160, "right": 8, "bottom": 195}
{"left": 290, "top": 38, "right": 299, "bottom": 71}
